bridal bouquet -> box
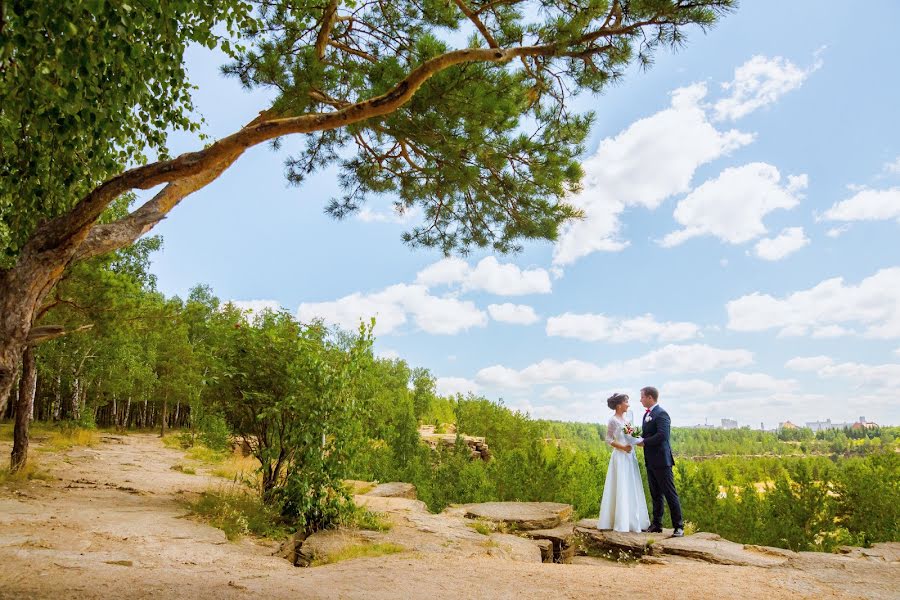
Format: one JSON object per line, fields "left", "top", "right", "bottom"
{"left": 623, "top": 423, "right": 642, "bottom": 438}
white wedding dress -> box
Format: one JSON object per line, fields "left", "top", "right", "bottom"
{"left": 597, "top": 414, "right": 651, "bottom": 532}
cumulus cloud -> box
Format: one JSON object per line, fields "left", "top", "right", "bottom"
{"left": 826, "top": 225, "right": 850, "bottom": 238}
{"left": 785, "top": 356, "right": 835, "bottom": 371}
{"left": 297, "top": 284, "right": 487, "bottom": 336}
{"left": 663, "top": 372, "right": 798, "bottom": 397}
{"left": 823, "top": 187, "right": 900, "bottom": 223}
{"left": 661, "top": 163, "right": 806, "bottom": 247}
{"left": 435, "top": 377, "right": 481, "bottom": 397}
{"left": 475, "top": 344, "right": 753, "bottom": 389}
{"left": 416, "top": 256, "right": 551, "bottom": 296}
{"left": 228, "top": 299, "right": 283, "bottom": 316}
{"left": 542, "top": 385, "right": 573, "bottom": 400}
{"left": 883, "top": 156, "right": 900, "bottom": 175}
{"left": 487, "top": 303, "right": 540, "bottom": 325}
{"left": 356, "top": 205, "right": 420, "bottom": 224}
{"left": 545, "top": 312, "right": 699, "bottom": 343}
{"left": 553, "top": 82, "right": 753, "bottom": 266}
{"left": 726, "top": 267, "right": 900, "bottom": 339}
{"left": 753, "top": 227, "right": 810, "bottom": 260}
{"left": 714, "top": 55, "right": 822, "bottom": 121}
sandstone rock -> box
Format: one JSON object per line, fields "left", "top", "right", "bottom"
{"left": 533, "top": 538, "right": 554, "bottom": 562}
{"left": 366, "top": 482, "right": 417, "bottom": 500}
{"left": 575, "top": 528, "right": 651, "bottom": 556}
{"left": 356, "top": 495, "right": 428, "bottom": 515}
{"left": 459, "top": 502, "right": 573, "bottom": 530}
{"left": 485, "top": 533, "right": 543, "bottom": 563}
{"left": 652, "top": 534, "right": 791, "bottom": 567}
{"left": 296, "top": 530, "right": 372, "bottom": 567}
{"left": 639, "top": 555, "right": 668, "bottom": 565}
{"left": 524, "top": 523, "right": 576, "bottom": 563}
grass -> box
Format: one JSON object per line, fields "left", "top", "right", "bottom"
{"left": 0, "top": 460, "right": 55, "bottom": 483}
{"left": 468, "top": 520, "right": 493, "bottom": 536}
{"left": 311, "top": 542, "right": 405, "bottom": 566}
{"left": 170, "top": 464, "right": 196, "bottom": 475}
{"left": 209, "top": 454, "right": 260, "bottom": 482}
{"left": 40, "top": 426, "right": 98, "bottom": 451}
{"left": 187, "top": 487, "right": 288, "bottom": 541}
{"left": 347, "top": 507, "right": 392, "bottom": 532}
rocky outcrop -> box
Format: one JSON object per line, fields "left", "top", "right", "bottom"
{"left": 366, "top": 482, "right": 417, "bottom": 499}
{"left": 451, "top": 502, "right": 573, "bottom": 531}
{"left": 418, "top": 426, "right": 491, "bottom": 461}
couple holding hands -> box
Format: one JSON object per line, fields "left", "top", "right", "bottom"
{"left": 598, "top": 386, "right": 684, "bottom": 537}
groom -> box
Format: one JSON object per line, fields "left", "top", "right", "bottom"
{"left": 636, "top": 386, "right": 684, "bottom": 537}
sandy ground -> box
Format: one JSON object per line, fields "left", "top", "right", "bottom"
{"left": 0, "top": 433, "right": 893, "bottom": 599}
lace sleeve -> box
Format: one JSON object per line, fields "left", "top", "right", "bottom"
{"left": 606, "top": 417, "right": 617, "bottom": 447}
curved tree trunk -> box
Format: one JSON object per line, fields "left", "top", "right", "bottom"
{"left": 11, "top": 346, "right": 37, "bottom": 472}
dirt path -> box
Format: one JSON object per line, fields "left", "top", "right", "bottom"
{"left": 0, "top": 434, "right": 890, "bottom": 599}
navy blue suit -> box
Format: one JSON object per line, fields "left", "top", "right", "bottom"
{"left": 642, "top": 405, "right": 683, "bottom": 529}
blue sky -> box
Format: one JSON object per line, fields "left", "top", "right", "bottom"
{"left": 145, "top": 0, "right": 900, "bottom": 428}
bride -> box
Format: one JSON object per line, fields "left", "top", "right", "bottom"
{"left": 598, "top": 392, "right": 650, "bottom": 532}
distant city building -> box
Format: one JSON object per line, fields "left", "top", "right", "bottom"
{"left": 805, "top": 418, "right": 852, "bottom": 432}
{"left": 779, "top": 421, "right": 799, "bottom": 430}
{"left": 851, "top": 416, "right": 879, "bottom": 430}
{"left": 721, "top": 418, "right": 738, "bottom": 430}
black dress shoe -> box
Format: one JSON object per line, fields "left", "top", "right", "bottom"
{"left": 642, "top": 526, "right": 663, "bottom": 533}
{"left": 671, "top": 528, "right": 684, "bottom": 537}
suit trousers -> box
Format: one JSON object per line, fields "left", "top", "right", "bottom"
{"left": 647, "top": 465, "right": 683, "bottom": 529}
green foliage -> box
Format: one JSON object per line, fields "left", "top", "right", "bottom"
{"left": 310, "top": 542, "right": 405, "bottom": 566}
{"left": 0, "top": 1, "right": 256, "bottom": 266}
{"left": 188, "top": 489, "right": 289, "bottom": 541}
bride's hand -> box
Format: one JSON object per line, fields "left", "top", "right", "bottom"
{"left": 622, "top": 444, "right": 632, "bottom": 453}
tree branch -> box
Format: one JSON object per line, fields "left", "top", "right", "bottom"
{"left": 315, "top": 0, "right": 341, "bottom": 60}
{"left": 453, "top": 0, "right": 499, "bottom": 48}
{"left": 27, "top": 324, "right": 94, "bottom": 345}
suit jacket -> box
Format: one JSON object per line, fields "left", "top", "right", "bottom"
{"left": 642, "top": 405, "right": 675, "bottom": 469}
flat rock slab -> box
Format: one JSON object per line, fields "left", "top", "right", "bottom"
{"left": 458, "top": 502, "right": 573, "bottom": 530}
{"left": 524, "top": 523, "right": 576, "bottom": 546}
{"left": 366, "top": 482, "right": 417, "bottom": 499}
{"left": 650, "top": 533, "right": 791, "bottom": 568}
{"left": 575, "top": 527, "right": 660, "bottom": 556}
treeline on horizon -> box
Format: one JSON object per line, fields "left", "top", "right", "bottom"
{"left": 3, "top": 240, "right": 898, "bottom": 552}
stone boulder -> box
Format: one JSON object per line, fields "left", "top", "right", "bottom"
{"left": 523, "top": 523, "right": 577, "bottom": 563}
{"left": 457, "top": 502, "right": 573, "bottom": 530}
{"left": 366, "top": 482, "right": 417, "bottom": 499}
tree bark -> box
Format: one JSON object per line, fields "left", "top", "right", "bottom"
{"left": 11, "top": 346, "right": 36, "bottom": 472}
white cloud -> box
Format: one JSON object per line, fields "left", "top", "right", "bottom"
{"left": 663, "top": 372, "right": 797, "bottom": 397}
{"left": 229, "top": 299, "right": 283, "bottom": 316}
{"left": 753, "top": 227, "right": 810, "bottom": 260}
{"left": 356, "top": 205, "right": 420, "bottom": 224}
{"left": 726, "top": 267, "right": 900, "bottom": 339}
{"left": 416, "top": 256, "right": 551, "bottom": 296}
{"left": 793, "top": 360, "right": 900, "bottom": 393}
{"left": 297, "top": 283, "right": 487, "bottom": 336}
{"left": 719, "top": 372, "right": 797, "bottom": 393}
{"left": 884, "top": 156, "right": 900, "bottom": 175}
{"left": 542, "top": 385, "right": 573, "bottom": 400}
{"left": 663, "top": 379, "right": 719, "bottom": 398}
{"left": 545, "top": 312, "right": 699, "bottom": 343}
{"left": 377, "top": 348, "right": 401, "bottom": 360}
{"left": 475, "top": 344, "right": 752, "bottom": 389}
{"left": 714, "top": 55, "right": 821, "bottom": 121}
{"left": 553, "top": 82, "right": 753, "bottom": 266}
{"left": 662, "top": 163, "right": 806, "bottom": 247}
{"left": 823, "top": 187, "right": 900, "bottom": 222}
{"left": 826, "top": 225, "right": 850, "bottom": 238}
{"left": 785, "top": 356, "right": 835, "bottom": 371}
{"left": 415, "top": 257, "right": 470, "bottom": 287}
{"left": 487, "top": 303, "right": 540, "bottom": 325}
{"left": 435, "top": 377, "right": 480, "bottom": 397}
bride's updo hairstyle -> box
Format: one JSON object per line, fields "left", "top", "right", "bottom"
{"left": 606, "top": 393, "right": 628, "bottom": 410}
